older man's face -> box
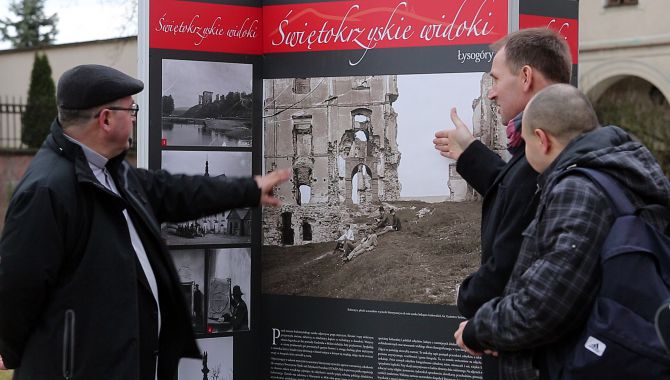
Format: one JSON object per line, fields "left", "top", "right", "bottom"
{"left": 106, "top": 96, "right": 136, "bottom": 156}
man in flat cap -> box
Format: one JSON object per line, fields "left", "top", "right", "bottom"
{"left": 0, "top": 64, "right": 289, "bottom": 379}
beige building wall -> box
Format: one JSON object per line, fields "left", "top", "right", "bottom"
{"left": 0, "top": 36, "right": 138, "bottom": 100}
{"left": 579, "top": 0, "right": 670, "bottom": 101}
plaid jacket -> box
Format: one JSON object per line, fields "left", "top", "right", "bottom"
{"left": 462, "top": 126, "right": 670, "bottom": 379}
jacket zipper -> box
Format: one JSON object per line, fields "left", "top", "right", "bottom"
{"left": 62, "top": 309, "right": 75, "bottom": 380}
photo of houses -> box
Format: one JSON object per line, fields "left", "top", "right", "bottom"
{"left": 161, "top": 150, "right": 253, "bottom": 246}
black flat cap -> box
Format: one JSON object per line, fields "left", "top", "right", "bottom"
{"left": 57, "top": 64, "right": 144, "bottom": 109}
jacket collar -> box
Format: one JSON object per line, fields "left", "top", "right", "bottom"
{"left": 47, "top": 119, "right": 99, "bottom": 185}
{"left": 46, "top": 118, "right": 128, "bottom": 184}
{"left": 490, "top": 143, "right": 528, "bottom": 192}
{"left": 63, "top": 133, "right": 108, "bottom": 170}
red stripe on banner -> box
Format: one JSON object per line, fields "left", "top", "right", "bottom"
{"left": 263, "top": 0, "right": 508, "bottom": 57}
{"left": 150, "top": 2, "right": 262, "bottom": 54}
{"left": 519, "top": 14, "right": 578, "bottom": 64}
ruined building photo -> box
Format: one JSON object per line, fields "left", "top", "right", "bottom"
{"left": 263, "top": 74, "right": 506, "bottom": 245}
{"left": 263, "top": 76, "right": 401, "bottom": 245}
{"left": 448, "top": 74, "right": 508, "bottom": 201}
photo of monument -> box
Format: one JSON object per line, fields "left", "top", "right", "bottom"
{"left": 177, "top": 337, "right": 233, "bottom": 380}
{"left": 161, "top": 59, "right": 253, "bottom": 147}
{"left": 169, "top": 248, "right": 251, "bottom": 335}
{"left": 206, "top": 248, "right": 251, "bottom": 333}
{"left": 262, "top": 73, "right": 507, "bottom": 304}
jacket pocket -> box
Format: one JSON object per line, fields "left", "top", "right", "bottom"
{"left": 62, "top": 309, "right": 75, "bottom": 379}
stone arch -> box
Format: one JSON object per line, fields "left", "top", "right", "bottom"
{"left": 302, "top": 220, "right": 313, "bottom": 241}
{"left": 350, "top": 164, "right": 374, "bottom": 205}
{"left": 293, "top": 159, "right": 313, "bottom": 205}
{"left": 581, "top": 60, "right": 670, "bottom": 103}
{"left": 589, "top": 73, "right": 670, "bottom": 174}
{"left": 350, "top": 163, "right": 373, "bottom": 179}
{"left": 281, "top": 212, "right": 294, "bottom": 245}
{"left": 348, "top": 109, "right": 373, "bottom": 159}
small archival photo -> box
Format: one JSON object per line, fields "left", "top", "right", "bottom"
{"left": 161, "top": 59, "right": 253, "bottom": 148}
{"left": 206, "top": 248, "right": 251, "bottom": 334}
{"left": 161, "top": 150, "right": 253, "bottom": 246}
{"left": 262, "top": 73, "right": 497, "bottom": 305}
{"left": 177, "top": 336, "right": 233, "bottom": 380}
{"left": 170, "top": 248, "right": 251, "bottom": 336}
{"left": 170, "top": 249, "right": 207, "bottom": 334}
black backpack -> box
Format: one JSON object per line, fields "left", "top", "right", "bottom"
{"left": 548, "top": 167, "right": 670, "bottom": 379}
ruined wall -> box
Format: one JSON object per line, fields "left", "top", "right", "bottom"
{"left": 448, "top": 73, "right": 508, "bottom": 201}
{"left": 263, "top": 206, "right": 348, "bottom": 247}
{"left": 263, "top": 76, "right": 400, "bottom": 245}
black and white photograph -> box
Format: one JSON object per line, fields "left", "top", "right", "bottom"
{"left": 169, "top": 248, "right": 251, "bottom": 335}
{"left": 262, "top": 73, "right": 498, "bottom": 304}
{"left": 161, "top": 150, "right": 253, "bottom": 246}
{"left": 206, "top": 248, "right": 251, "bottom": 333}
{"left": 161, "top": 59, "right": 253, "bottom": 147}
{"left": 170, "top": 249, "right": 207, "bottom": 333}
{"left": 177, "top": 337, "right": 233, "bottom": 380}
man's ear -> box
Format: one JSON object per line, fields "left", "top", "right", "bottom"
{"left": 97, "top": 110, "right": 112, "bottom": 132}
{"left": 520, "top": 65, "right": 533, "bottom": 91}
{"left": 535, "top": 128, "right": 552, "bottom": 154}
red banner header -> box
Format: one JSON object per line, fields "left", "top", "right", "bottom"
{"left": 264, "top": 0, "right": 507, "bottom": 61}
{"left": 149, "top": 0, "right": 512, "bottom": 56}
{"left": 150, "top": 2, "right": 262, "bottom": 54}
{"left": 519, "top": 14, "right": 578, "bottom": 64}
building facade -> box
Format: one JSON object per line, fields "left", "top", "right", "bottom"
{"left": 263, "top": 76, "right": 401, "bottom": 245}
{"left": 0, "top": 36, "right": 138, "bottom": 101}
{"left": 579, "top": 0, "right": 670, "bottom": 172}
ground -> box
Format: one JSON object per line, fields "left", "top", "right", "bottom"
{"left": 262, "top": 200, "right": 482, "bottom": 305}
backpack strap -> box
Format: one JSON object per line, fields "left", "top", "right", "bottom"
{"left": 562, "top": 166, "right": 635, "bottom": 216}
{"left": 563, "top": 166, "right": 670, "bottom": 287}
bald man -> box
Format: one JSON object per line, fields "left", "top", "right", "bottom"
{"left": 435, "top": 29, "right": 572, "bottom": 379}
{"left": 454, "top": 84, "right": 670, "bottom": 379}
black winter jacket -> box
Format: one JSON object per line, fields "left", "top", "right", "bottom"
{"left": 0, "top": 120, "right": 260, "bottom": 379}
{"left": 455, "top": 138, "right": 539, "bottom": 380}
{"left": 456, "top": 141, "right": 538, "bottom": 317}
{"left": 462, "top": 126, "right": 670, "bottom": 379}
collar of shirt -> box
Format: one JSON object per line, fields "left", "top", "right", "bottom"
{"left": 63, "top": 134, "right": 118, "bottom": 193}
{"left": 63, "top": 133, "right": 108, "bottom": 169}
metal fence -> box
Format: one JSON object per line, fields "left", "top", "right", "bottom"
{"left": 0, "top": 97, "right": 26, "bottom": 149}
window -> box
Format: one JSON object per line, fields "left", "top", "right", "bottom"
{"left": 293, "top": 78, "right": 310, "bottom": 94}
{"left": 352, "top": 76, "right": 370, "bottom": 90}
{"left": 605, "top": 0, "right": 638, "bottom": 7}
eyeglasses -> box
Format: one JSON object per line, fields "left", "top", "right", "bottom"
{"left": 94, "top": 103, "right": 139, "bottom": 118}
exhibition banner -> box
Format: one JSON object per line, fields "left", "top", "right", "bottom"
{"left": 141, "top": 1, "right": 577, "bottom": 378}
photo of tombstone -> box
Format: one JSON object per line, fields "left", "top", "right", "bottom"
{"left": 205, "top": 248, "right": 251, "bottom": 333}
